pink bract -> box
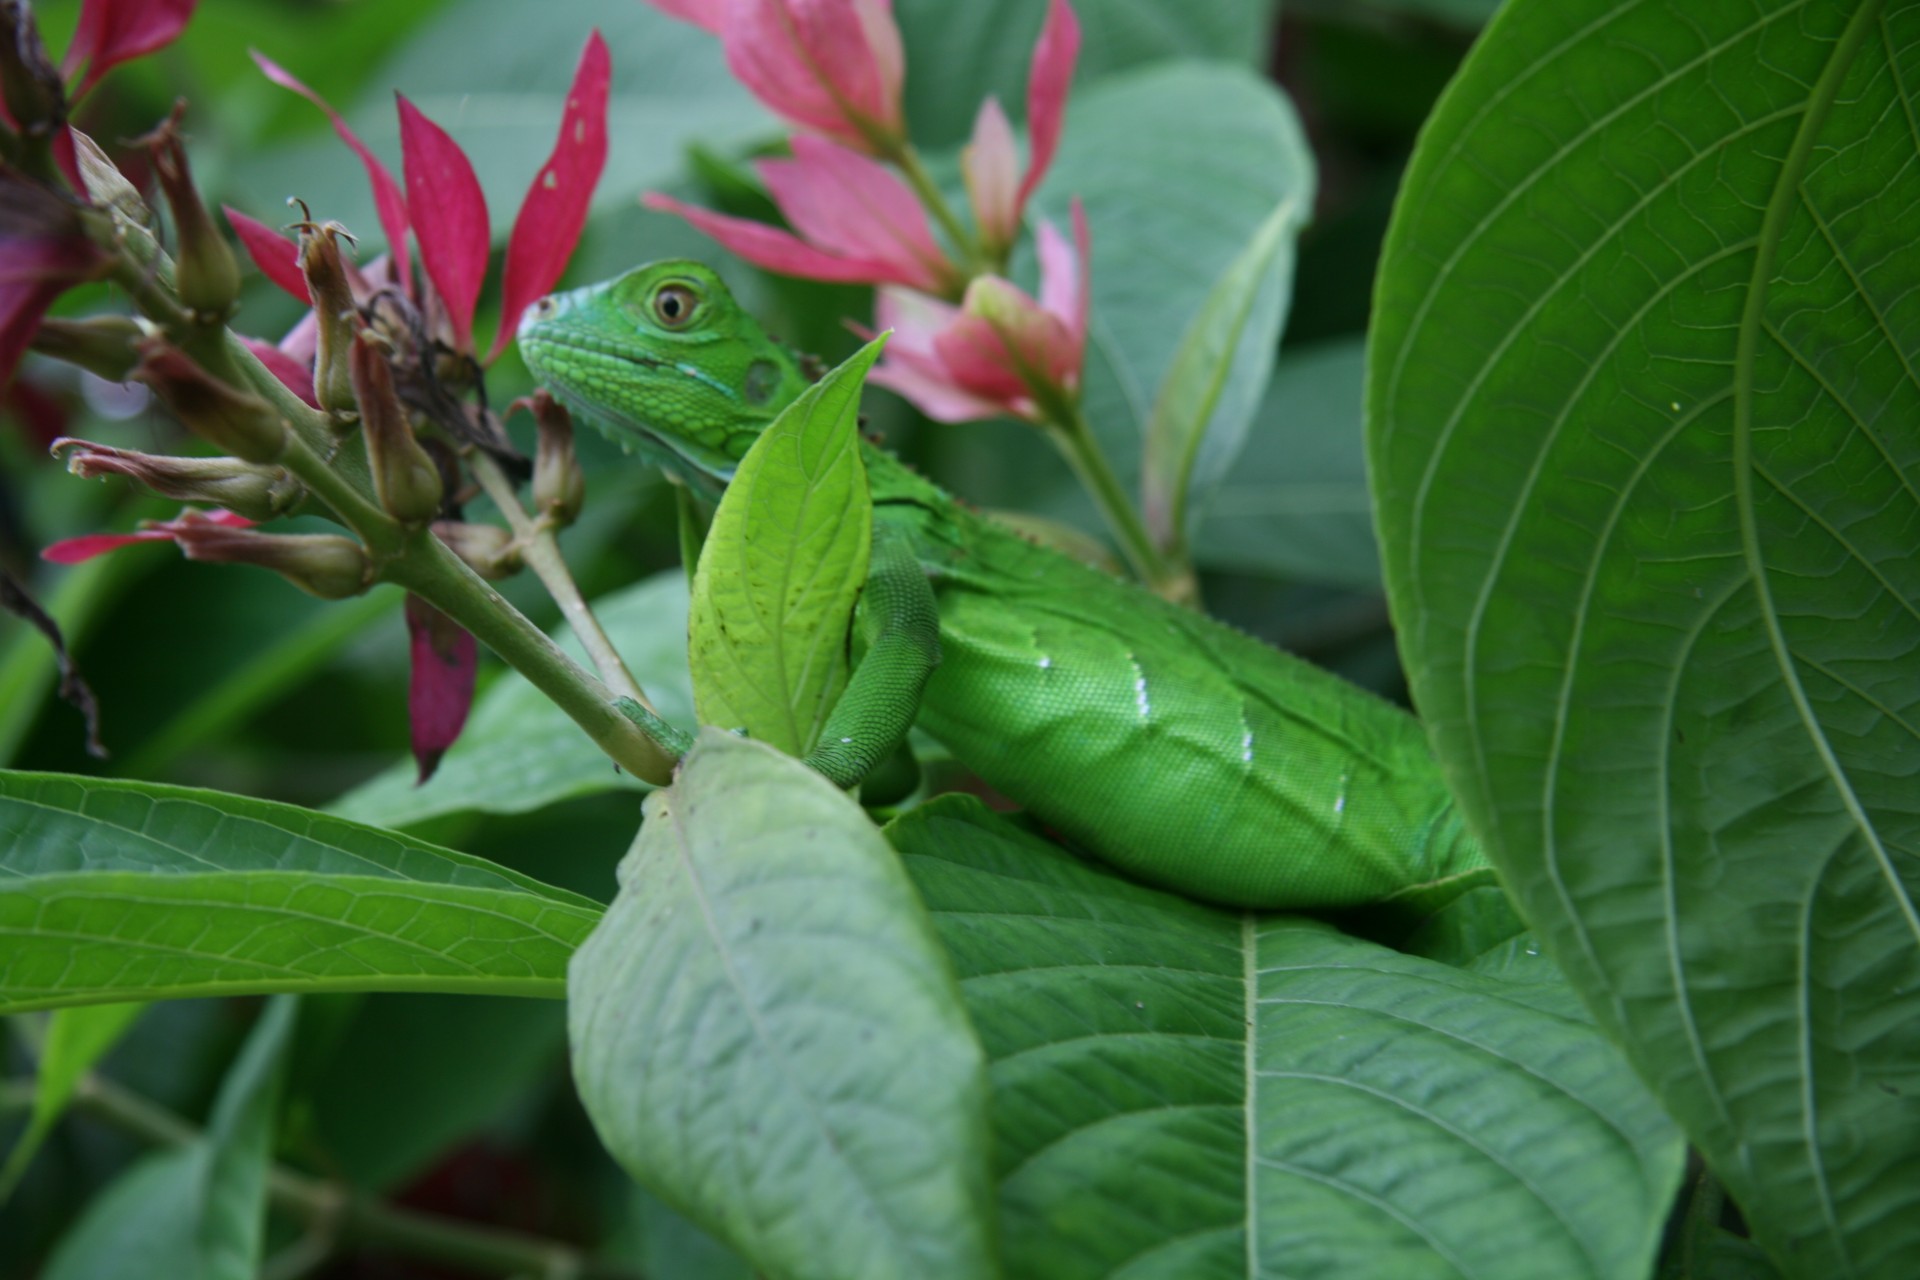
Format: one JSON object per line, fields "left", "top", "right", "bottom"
{"left": 646, "top": 135, "right": 956, "bottom": 292}
{"left": 645, "top": 0, "right": 905, "bottom": 151}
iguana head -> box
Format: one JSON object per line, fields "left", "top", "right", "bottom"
{"left": 516, "top": 261, "right": 813, "bottom": 492}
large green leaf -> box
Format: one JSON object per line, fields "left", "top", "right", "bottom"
{"left": 688, "top": 340, "right": 883, "bottom": 756}
{"left": 0, "top": 772, "right": 596, "bottom": 1012}
{"left": 891, "top": 798, "right": 1683, "bottom": 1280}
{"left": 328, "top": 570, "right": 693, "bottom": 828}
{"left": 1368, "top": 1, "right": 1920, "bottom": 1275}
{"left": 570, "top": 730, "right": 995, "bottom": 1280}
{"left": 1031, "top": 62, "right": 1314, "bottom": 522}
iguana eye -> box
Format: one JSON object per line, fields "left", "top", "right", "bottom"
{"left": 652, "top": 284, "right": 698, "bottom": 328}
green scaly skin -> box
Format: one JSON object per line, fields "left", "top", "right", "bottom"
{"left": 519, "top": 262, "right": 1490, "bottom": 911}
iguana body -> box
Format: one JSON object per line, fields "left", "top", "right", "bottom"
{"left": 518, "top": 262, "right": 1487, "bottom": 910}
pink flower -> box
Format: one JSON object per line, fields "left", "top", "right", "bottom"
{"left": 869, "top": 200, "right": 1089, "bottom": 422}
{"left": 646, "top": 134, "right": 959, "bottom": 293}
{"left": 962, "top": 0, "right": 1078, "bottom": 251}
{"left": 41, "top": 507, "right": 254, "bottom": 565}
{"left": 250, "top": 31, "right": 610, "bottom": 359}
{"left": 645, "top": 0, "right": 905, "bottom": 152}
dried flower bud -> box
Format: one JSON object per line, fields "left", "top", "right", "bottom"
{"left": 432, "top": 520, "right": 519, "bottom": 579}
{"left": 53, "top": 437, "right": 304, "bottom": 521}
{"left": 350, "top": 330, "right": 443, "bottom": 524}
{"left": 172, "top": 526, "right": 371, "bottom": 599}
{"left": 30, "top": 315, "right": 143, "bottom": 382}
{"left": 526, "top": 391, "right": 585, "bottom": 526}
{"left": 135, "top": 340, "right": 287, "bottom": 464}
{"left": 300, "top": 220, "right": 359, "bottom": 414}
{"left": 142, "top": 104, "right": 240, "bottom": 319}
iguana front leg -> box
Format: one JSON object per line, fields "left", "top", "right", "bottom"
{"left": 803, "top": 520, "right": 941, "bottom": 790}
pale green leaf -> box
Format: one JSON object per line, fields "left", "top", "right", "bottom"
{"left": 1143, "top": 194, "right": 1309, "bottom": 556}
{"left": 196, "top": 996, "right": 296, "bottom": 1280}
{"left": 891, "top": 798, "right": 1684, "bottom": 1280}
{"left": 689, "top": 339, "right": 884, "bottom": 756}
{"left": 570, "top": 730, "right": 995, "bottom": 1280}
{"left": 1369, "top": 0, "right": 1920, "bottom": 1274}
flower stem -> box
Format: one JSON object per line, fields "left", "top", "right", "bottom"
{"left": 72, "top": 1073, "right": 648, "bottom": 1280}
{"left": 890, "top": 143, "right": 983, "bottom": 281}
{"left": 1040, "top": 398, "right": 1197, "bottom": 604}
{"left": 469, "top": 452, "right": 658, "bottom": 715}
{"left": 383, "top": 530, "right": 677, "bottom": 785}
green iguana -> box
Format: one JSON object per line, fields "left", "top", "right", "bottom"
{"left": 518, "top": 261, "right": 1490, "bottom": 912}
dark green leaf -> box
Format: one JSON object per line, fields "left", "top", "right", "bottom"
{"left": 1368, "top": 1, "right": 1920, "bottom": 1274}
{"left": 689, "top": 339, "right": 884, "bottom": 756}
{"left": 0, "top": 1003, "right": 144, "bottom": 1199}
{"left": 0, "top": 772, "right": 597, "bottom": 1012}
{"left": 570, "top": 730, "right": 994, "bottom": 1280}
{"left": 892, "top": 798, "right": 1684, "bottom": 1280}
{"left": 39, "top": 997, "right": 295, "bottom": 1280}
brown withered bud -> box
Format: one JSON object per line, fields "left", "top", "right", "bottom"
{"left": 432, "top": 520, "right": 520, "bottom": 580}
{"left": 299, "top": 219, "right": 359, "bottom": 414}
{"left": 134, "top": 340, "right": 287, "bottom": 464}
{"left": 349, "top": 330, "right": 443, "bottom": 525}
{"left": 140, "top": 104, "right": 240, "bottom": 320}
{"left": 172, "top": 526, "right": 371, "bottom": 599}
{"left": 30, "top": 315, "right": 144, "bottom": 382}
{"left": 53, "top": 437, "right": 305, "bottom": 521}
{"left": 0, "top": 2, "right": 65, "bottom": 144}
{"left": 526, "top": 391, "right": 585, "bottom": 526}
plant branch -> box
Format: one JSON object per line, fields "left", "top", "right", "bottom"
{"left": 889, "top": 143, "right": 984, "bottom": 281}
{"left": 468, "top": 452, "right": 657, "bottom": 714}
{"left": 73, "top": 1073, "right": 647, "bottom": 1280}
{"left": 382, "top": 529, "right": 677, "bottom": 784}
{"left": 1038, "top": 397, "right": 1194, "bottom": 602}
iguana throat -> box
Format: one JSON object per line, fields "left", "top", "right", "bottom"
{"left": 516, "top": 261, "right": 813, "bottom": 493}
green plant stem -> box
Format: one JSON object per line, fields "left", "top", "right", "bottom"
{"left": 888, "top": 144, "right": 984, "bottom": 281}
{"left": 1038, "top": 398, "right": 1194, "bottom": 602}
{"left": 468, "top": 453, "right": 657, "bottom": 714}
{"left": 383, "top": 529, "right": 676, "bottom": 785}
{"left": 72, "top": 1074, "right": 646, "bottom": 1280}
